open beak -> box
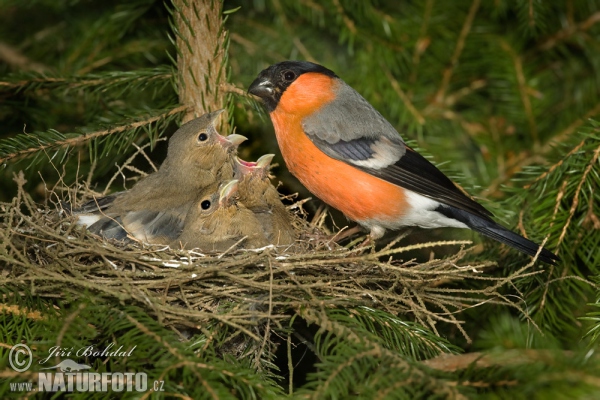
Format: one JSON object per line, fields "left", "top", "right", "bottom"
{"left": 234, "top": 153, "right": 275, "bottom": 178}
{"left": 256, "top": 154, "right": 275, "bottom": 169}
{"left": 216, "top": 132, "right": 247, "bottom": 148}
{"left": 219, "top": 179, "right": 239, "bottom": 206}
{"left": 226, "top": 134, "right": 248, "bottom": 147}
{"left": 234, "top": 156, "right": 256, "bottom": 177}
{"left": 208, "top": 110, "right": 247, "bottom": 148}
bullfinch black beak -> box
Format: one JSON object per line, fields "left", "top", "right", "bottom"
{"left": 248, "top": 78, "right": 274, "bottom": 99}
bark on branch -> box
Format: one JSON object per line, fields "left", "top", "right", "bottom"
{"left": 173, "top": 0, "right": 229, "bottom": 128}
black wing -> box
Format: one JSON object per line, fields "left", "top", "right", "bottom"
{"left": 363, "top": 147, "right": 493, "bottom": 219}
{"left": 302, "top": 80, "right": 492, "bottom": 219}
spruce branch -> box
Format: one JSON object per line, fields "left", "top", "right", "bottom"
{"left": 481, "top": 103, "right": 600, "bottom": 197}
{"left": 298, "top": 307, "right": 463, "bottom": 399}
{"left": 220, "top": 82, "right": 250, "bottom": 97}
{"left": 123, "top": 313, "right": 270, "bottom": 395}
{"left": 431, "top": 0, "right": 481, "bottom": 105}
{"left": 499, "top": 39, "right": 539, "bottom": 146}
{"left": 408, "top": 0, "right": 434, "bottom": 85}
{"left": 0, "top": 41, "right": 48, "bottom": 73}
{"left": 504, "top": 125, "right": 600, "bottom": 335}
{"left": 555, "top": 142, "right": 600, "bottom": 247}
{"left": 583, "top": 293, "right": 600, "bottom": 345}
{"left": 382, "top": 65, "right": 425, "bottom": 125}
{"left": 0, "top": 67, "right": 173, "bottom": 95}
{"left": 420, "top": 349, "right": 599, "bottom": 372}
{"left": 229, "top": 30, "right": 286, "bottom": 61}
{"left": 0, "top": 106, "right": 188, "bottom": 166}
{"left": 271, "top": 0, "right": 316, "bottom": 62}
{"left": 539, "top": 11, "right": 600, "bottom": 50}
{"left": 331, "top": 0, "right": 357, "bottom": 35}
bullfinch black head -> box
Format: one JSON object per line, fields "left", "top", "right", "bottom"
{"left": 248, "top": 61, "right": 337, "bottom": 112}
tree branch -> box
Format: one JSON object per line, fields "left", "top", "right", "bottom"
{"left": 0, "top": 106, "right": 188, "bottom": 165}
{"left": 173, "top": 0, "right": 229, "bottom": 126}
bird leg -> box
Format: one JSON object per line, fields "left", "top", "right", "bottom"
{"left": 358, "top": 226, "right": 386, "bottom": 253}
{"left": 331, "top": 225, "right": 363, "bottom": 243}
{"left": 361, "top": 234, "right": 379, "bottom": 253}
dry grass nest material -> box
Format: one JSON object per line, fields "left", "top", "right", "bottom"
{"left": 0, "top": 142, "right": 543, "bottom": 343}
{"left": 1, "top": 173, "right": 545, "bottom": 344}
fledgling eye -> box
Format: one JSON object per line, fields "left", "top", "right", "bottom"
{"left": 198, "top": 132, "right": 208, "bottom": 142}
{"left": 200, "top": 200, "right": 211, "bottom": 210}
{"left": 283, "top": 70, "right": 296, "bottom": 81}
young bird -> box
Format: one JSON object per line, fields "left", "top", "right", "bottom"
{"left": 172, "top": 179, "right": 269, "bottom": 251}
{"left": 248, "top": 61, "right": 559, "bottom": 264}
{"left": 72, "top": 110, "right": 247, "bottom": 244}
{"left": 235, "top": 154, "right": 296, "bottom": 246}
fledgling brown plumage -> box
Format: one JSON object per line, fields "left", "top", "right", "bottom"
{"left": 72, "top": 110, "right": 247, "bottom": 244}
{"left": 172, "top": 180, "right": 269, "bottom": 251}
{"left": 235, "top": 154, "right": 296, "bottom": 246}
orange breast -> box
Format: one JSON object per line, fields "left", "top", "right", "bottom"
{"left": 271, "top": 74, "right": 409, "bottom": 222}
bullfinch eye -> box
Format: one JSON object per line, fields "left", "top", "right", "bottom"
{"left": 198, "top": 132, "right": 208, "bottom": 142}
{"left": 283, "top": 70, "right": 296, "bottom": 81}
{"left": 200, "top": 200, "right": 211, "bottom": 210}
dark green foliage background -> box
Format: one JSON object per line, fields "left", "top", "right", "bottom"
{"left": 1, "top": 0, "right": 600, "bottom": 398}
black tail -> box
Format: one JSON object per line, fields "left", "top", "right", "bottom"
{"left": 436, "top": 205, "right": 560, "bottom": 265}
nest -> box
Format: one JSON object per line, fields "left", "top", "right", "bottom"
{"left": 2, "top": 177, "right": 542, "bottom": 344}
{"left": 0, "top": 141, "right": 541, "bottom": 356}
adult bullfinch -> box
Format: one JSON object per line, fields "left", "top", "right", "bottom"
{"left": 173, "top": 179, "right": 269, "bottom": 251}
{"left": 235, "top": 154, "right": 296, "bottom": 246}
{"left": 71, "top": 110, "right": 247, "bottom": 244}
{"left": 248, "top": 61, "right": 559, "bottom": 264}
